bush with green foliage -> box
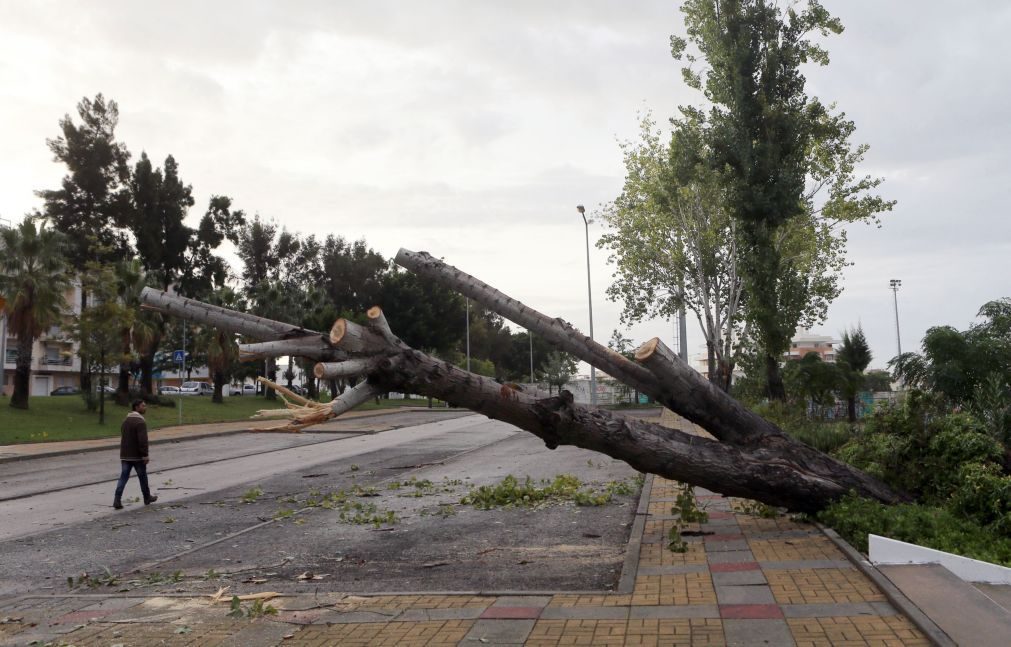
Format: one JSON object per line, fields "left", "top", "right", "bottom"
{"left": 825, "top": 389, "right": 1011, "bottom": 562}
{"left": 833, "top": 393, "right": 1004, "bottom": 503}
{"left": 818, "top": 495, "right": 1011, "bottom": 567}
{"left": 751, "top": 400, "right": 853, "bottom": 454}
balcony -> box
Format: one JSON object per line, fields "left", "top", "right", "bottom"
{"left": 40, "top": 326, "right": 72, "bottom": 342}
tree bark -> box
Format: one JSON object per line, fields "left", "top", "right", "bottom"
{"left": 10, "top": 334, "right": 32, "bottom": 409}
{"left": 765, "top": 353, "right": 786, "bottom": 401}
{"left": 116, "top": 365, "right": 131, "bottom": 405}
{"left": 139, "top": 270, "right": 908, "bottom": 513}
{"left": 238, "top": 337, "right": 344, "bottom": 362}
{"left": 396, "top": 249, "right": 774, "bottom": 447}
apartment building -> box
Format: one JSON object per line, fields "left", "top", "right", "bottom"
{"left": 785, "top": 332, "right": 838, "bottom": 362}
{"left": 1, "top": 283, "right": 83, "bottom": 396}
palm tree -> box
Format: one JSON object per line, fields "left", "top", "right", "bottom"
{"left": 837, "top": 326, "right": 873, "bottom": 423}
{"left": 200, "top": 287, "right": 242, "bottom": 403}
{"left": 115, "top": 259, "right": 159, "bottom": 404}
{"left": 0, "top": 220, "right": 71, "bottom": 409}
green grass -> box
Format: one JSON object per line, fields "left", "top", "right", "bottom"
{"left": 0, "top": 395, "right": 437, "bottom": 444}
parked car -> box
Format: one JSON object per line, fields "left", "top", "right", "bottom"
{"left": 241, "top": 383, "right": 257, "bottom": 396}
{"left": 50, "top": 386, "right": 81, "bottom": 396}
{"left": 180, "top": 381, "right": 214, "bottom": 396}
{"left": 159, "top": 385, "right": 181, "bottom": 396}
{"left": 94, "top": 384, "right": 115, "bottom": 394}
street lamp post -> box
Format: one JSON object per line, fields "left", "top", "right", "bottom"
{"left": 577, "top": 205, "right": 597, "bottom": 406}
{"left": 465, "top": 298, "right": 471, "bottom": 372}
{"left": 889, "top": 279, "right": 902, "bottom": 357}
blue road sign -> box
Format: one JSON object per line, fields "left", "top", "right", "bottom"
{"left": 173, "top": 350, "right": 185, "bottom": 363}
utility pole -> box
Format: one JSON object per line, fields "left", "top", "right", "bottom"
{"left": 889, "top": 279, "right": 902, "bottom": 357}
{"left": 577, "top": 205, "right": 597, "bottom": 406}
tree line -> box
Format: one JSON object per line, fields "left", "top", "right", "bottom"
{"left": 0, "top": 95, "right": 562, "bottom": 417}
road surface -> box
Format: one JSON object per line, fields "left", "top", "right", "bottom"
{"left": 0, "top": 409, "right": 644, "bottom": 598}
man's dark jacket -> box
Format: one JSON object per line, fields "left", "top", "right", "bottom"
{"left": 120, "top": 411, "right": 149, "bottom": 461}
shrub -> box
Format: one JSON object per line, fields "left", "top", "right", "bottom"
{"left": 948, "top": 462, "right": 1011, "bottom": 533}
{"left": 752, "top": 400, "right": 854, "bottom": 453}
{"left": 818, "top": 494, "right": 1011, "bottom": 567}
{"left": 832, "top": 398, "right": 1003, "bottom": 502}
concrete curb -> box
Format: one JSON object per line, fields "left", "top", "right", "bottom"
{"left": 616, "top": 473, "right": 652, "bottom": 594}
{"left": 0, "top": 407, "right": 462, "bottom": 465}
{"left": 818, "top": 522, "right": 955, "bottom": 647}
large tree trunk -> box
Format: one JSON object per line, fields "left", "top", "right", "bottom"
{"left": 212, "top": 369, "right": 225, "bottom": 404}
{"left": 116, "top": 365, "right": 131, "bottom": 406}
{"left": 10, "top": 334, "right": 33, "bottom": 409}
{"left": 139, "top": 341, "right": 157, "bottom": 401}
{"left": 138, "top": 268, "right": 907, "bottom": 514}
{"left": 765, "top": 353, "right": 786, "bottom": 401}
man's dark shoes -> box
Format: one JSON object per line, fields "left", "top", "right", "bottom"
{"left": 144, "top": 495, "right": 158, "bottom": 505}
{"left": 113, "top": 499, "right": 123, "bottom": 510}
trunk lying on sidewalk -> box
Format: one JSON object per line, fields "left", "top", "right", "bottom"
{"left": 139, "top": 254, "right": 906, "bottom": 513}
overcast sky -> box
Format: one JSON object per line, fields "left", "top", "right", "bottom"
{"left": 1, "top": 1, "right": 1008, "bottom": 371}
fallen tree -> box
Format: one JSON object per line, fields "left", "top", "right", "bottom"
{"left": 139, "top": 250, "right": 906, "bottom": 513}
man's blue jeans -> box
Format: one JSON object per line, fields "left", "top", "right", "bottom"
{"left": 114, "top": 460, "right": 151, "bottom": 501}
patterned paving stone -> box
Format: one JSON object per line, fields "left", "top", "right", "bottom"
{"left": 287, "top": 619, "right": 473, "bottom": 646}
{"left": 632, "top": 573, "right": 717, "bottom": 606}
{"left": 628, "top": 605, "right": 720, "bottom": 619}
{"left": 749, "top": 536, "right": 843, "bottom": 562}
{"left": 548, "top": 594, "right": 633, "bottom": 608}
{"left": 787, "top": 615, "right": 931, "bottom": 646}
{"left": 766, "top": 569, "right": 886, "bottom": 605}
{"left": 528, "top": 618, "right": 726, "bottom": 647}
{"left": 639, "top": 541, "right": 708, "bottom": 567}
{"left": 638, "top": 565, "right": 710, "bottom": 576}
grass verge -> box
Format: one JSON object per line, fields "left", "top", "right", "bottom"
{"left": 0, "top": 395, "right": 439, "bottom": 444}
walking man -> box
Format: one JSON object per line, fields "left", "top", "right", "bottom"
{"left": 113, "top": 399, "right": 158, "bottom": 509}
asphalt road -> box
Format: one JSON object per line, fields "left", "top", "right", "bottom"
{"left": 0, "top": 409, "right": 645, "bottom": 598}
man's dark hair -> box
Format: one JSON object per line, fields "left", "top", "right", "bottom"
{"left": 131, "top": 399, "right": 145, "bottom": 412}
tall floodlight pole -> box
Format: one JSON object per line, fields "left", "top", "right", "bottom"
{"left": 577, "top": 205, "right": 597, "bottom": 406}
{"left": 889, "top": 279, "right": 902, "bottom": 357}
{"left": 465, "top": 298, "right": 471, "bottom": 372}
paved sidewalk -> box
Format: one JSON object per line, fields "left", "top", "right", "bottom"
{"left": 0, "top": 406, "right": 439, "bottom": 463}
{"left": 0, "top": 474, "right": 934, "bottom": 646}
